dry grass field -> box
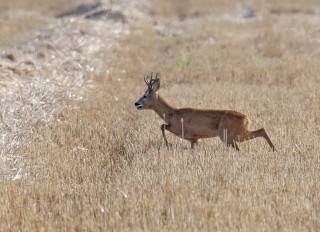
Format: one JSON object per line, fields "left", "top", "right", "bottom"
{"left": 0, "top": 0, "right": 320, "bottom": 231}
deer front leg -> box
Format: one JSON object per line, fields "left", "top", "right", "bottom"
{"left": 161, "top": 124, "right": 172, "bottom": 148}
{"left": 190, "top": 140, "right": 199, "bottom": 149}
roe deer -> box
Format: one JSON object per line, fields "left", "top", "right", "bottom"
{"left": 134, "top": 73, "right": 276, "bottom": 151}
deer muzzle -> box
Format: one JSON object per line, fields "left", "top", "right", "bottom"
{"left": 134, "top": 102, "right": 143, "bottom": 110}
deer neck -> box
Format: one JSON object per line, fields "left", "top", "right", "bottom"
{"left": 152, "top": 94, "right": 176, "bottom": 123}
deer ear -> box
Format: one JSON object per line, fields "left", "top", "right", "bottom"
{"left": 152, "top": 78, "right": 160, "bottom": 92}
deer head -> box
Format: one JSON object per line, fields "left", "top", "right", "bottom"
{"left": 135, "top": 72, "right": 160, "bottom": 110}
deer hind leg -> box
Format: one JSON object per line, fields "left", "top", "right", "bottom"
{"left": 218, "top": 129, "right": 240, "bottom": 151}
{"left": 161, "top": 124, "right": 172, "bottom": 148}
{"left": 241, "top": 128, "right": 276, "bottom": 151}
{"left": 229, "top": 141, "right": 240, "bottom": 151}
{"left": 224, "top": 139, "right": 240, "bottom": 151}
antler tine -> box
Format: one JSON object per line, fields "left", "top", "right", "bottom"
{"left": 149, "top": 72, "right": 155, "bottom": 86}
{"left": 155, "top": 72, "right": 160, "bottom": 80}
{"left": 144, "top": 75, "right": 149, "bottom": 85}
{"left": 144, "top": 73, "right": 153, "bottom": 89}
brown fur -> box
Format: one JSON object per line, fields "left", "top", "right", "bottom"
{"left": 135, "top": 74, "right": 276, "bottom": 151}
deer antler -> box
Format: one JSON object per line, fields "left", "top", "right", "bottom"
{"left": 144, "top": 72, "right": 160, "bottom": 90}
{"left": 144, "top": 75, "right": 150, "bottom": 85}
{"left": 144, "top": 73, "right": 152, "bottom": 90}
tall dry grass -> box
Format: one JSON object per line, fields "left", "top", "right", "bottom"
{"left": 0, "top": 0, "right": 320, "bottom": 231}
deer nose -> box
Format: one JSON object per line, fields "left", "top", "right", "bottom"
{"left": 134, "top": 102, "right": 139, "bottom": 106}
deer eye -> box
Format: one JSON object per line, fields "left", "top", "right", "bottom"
{"left": 143, "top": 95, "right": 147, "bottom": 98}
